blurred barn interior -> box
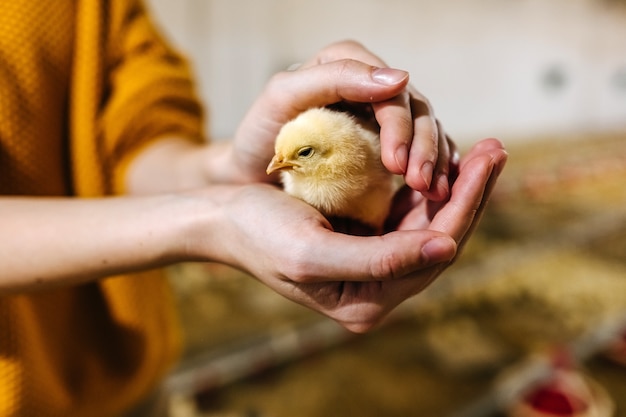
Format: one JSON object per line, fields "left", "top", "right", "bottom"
{"left": 144, "top": 1, "right": 626, "bottom": 416}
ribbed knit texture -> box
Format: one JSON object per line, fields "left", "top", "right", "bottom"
{"left": 0, "top": 1, "right": 205, "bottom": 415}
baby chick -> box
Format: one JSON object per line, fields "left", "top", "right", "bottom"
{"left": 266, "top": 107, "right": 402, "bottom": 232}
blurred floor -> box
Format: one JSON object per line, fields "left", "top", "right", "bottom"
{"left": 165, "top": 133, "right": 626, "bottom": 417}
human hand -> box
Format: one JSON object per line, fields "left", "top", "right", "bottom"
{"left": 230, "top": 40, "right": 454, "bottom": 200}
{"left": 200, "top": 138, "right": 506, "bottom": 332}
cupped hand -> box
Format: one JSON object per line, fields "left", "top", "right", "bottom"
{"left": 300, "top": 40, "right": 455, "bottom": 200}
{"left": 207, "top": 138, "right": 506, "bottom": 333}
{"left": 230, "top": 40, "right": 453, "bottom": 200}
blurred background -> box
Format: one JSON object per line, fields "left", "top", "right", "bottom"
{"left": 147, "top": 0, "right": 626, "bottom": 144}
{"left": 142, "top": 0, "right": 626, "bottom": 416}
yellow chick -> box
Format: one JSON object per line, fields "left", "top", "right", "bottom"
{"left": 266, "top": 107, "right": 401, "bottom": 232}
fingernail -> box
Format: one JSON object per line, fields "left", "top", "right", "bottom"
{"left": 422, "top": 237, "right": 456, "bottom": 264}
{"left": 394, "top": 145, "right": 408, "bottom": 174}
{"left": 372, "top": 67, "right": 409, "bottom": 85}
{"left": 495, "top": 151, "right": 508, "bottom": 176}
{"left": 420, "top": 161, "right": 433, "bottom": 189}
{"left": 436, "top": 173, "right": 450, "bottom": 197}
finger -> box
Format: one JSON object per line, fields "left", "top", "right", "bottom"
{"left": 372, "top": 92, "right": 413, "bottom": 175}
{"left": 374, "top": 88, "right": 440, "bottom": 184}
{"left": 428, "top": 155, "right": 492, "bottom": 244}
{"left": 428, "top": 139, "right": 507, "bottom": 244}
{"left": 284, "top": 228, "right": 456, "bottom": 284}
{"left": 447, "top": 135, "right": 461, "bottom": 183}
{"left": 459, "top": 138, "right": 507, "bottom": 171}
{"left": 419, "top": 119, "right": 452, "bottom": 201}
{"left": 402, "top": 89, "right": 441, "bottom": 194}
{"left": 262, "top": 60, "right": 409, "bottom": 122}
{"left": 299, "top": 39, "right": 389, "bottom": 69}
{"left": 455, "top": 141, "right": 507, "bottom": 252}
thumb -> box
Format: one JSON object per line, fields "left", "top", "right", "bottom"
{"left": 265, "top": 60, "right": 409, "bottom": 116}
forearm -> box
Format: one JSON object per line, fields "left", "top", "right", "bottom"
{"left": 125, "top": 137, "right": 251, "bottom": 195}
{"left": 0, "top": 193, "right": 216, "bottom": 293}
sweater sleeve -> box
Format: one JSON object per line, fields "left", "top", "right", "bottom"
{"left": 100, "top": 0, "right": 206, "bottom": 194}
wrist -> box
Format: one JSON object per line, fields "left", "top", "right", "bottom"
{"left": 203, "top": 142, "right": 272, "bottom": 185}
{"left": 169, "top": 186, "right": 241, "bottom": 264}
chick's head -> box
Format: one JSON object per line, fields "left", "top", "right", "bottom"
{"left": 266, "top": 107, "right": 373, "bottom": 182}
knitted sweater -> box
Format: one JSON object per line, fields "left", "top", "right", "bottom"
{"left": 0, "top": 1, "right": 205, "bottom": 415}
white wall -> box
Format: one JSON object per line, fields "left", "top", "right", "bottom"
{"left": 146, "top": 0, "right": 626, "bottom": 144}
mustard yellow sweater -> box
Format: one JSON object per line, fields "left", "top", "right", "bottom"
{"left": 0, "top": 1, "right": 205, "bottom": 415}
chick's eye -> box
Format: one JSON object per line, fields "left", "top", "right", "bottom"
{"left": 297, "top": 147, "right": 314, "bottom": 158}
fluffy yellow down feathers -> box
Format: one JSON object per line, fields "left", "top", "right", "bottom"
{"left": 266, "top": 107, "right": 402, "bottom": 231}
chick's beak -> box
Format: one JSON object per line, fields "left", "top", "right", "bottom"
{"left": 266, "top": 154, "right": 297, "bottom": 175}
